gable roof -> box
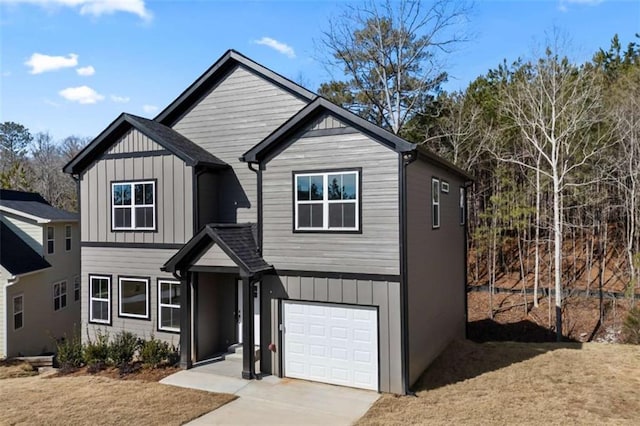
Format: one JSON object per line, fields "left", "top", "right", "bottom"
{"left": 242, "top": 97, "right": 417, "bottom": 163}
{"left": 242, "top": 97, "right": 473, "bottom": 181}
{"left": 0, "top": 189, "right": 78, "bottom": 223}
{"left": 162, "top": 223, "right": 272, "bottom": 277}
{"left": 155, "top": 49, "right": 316, "bottom": 126}
{"left": 0, "top": 221, "right": 51, "bottom": 276}
{"left": 63, "top": 113, "right": 228, "bottom": 175}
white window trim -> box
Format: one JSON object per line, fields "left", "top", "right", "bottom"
{"left": 89, "top": 275, "right": 111, "bottom": 324}
{"left": 460, "top": 186, "right": 466, "bottom": 226}
{"left": 441, "top": 181, "right": 450, "bottom": 193}
{"left": 294, "top": 170, "right": 360, "bottom": 231}
{"left": 46, "top": 226, "right": 54, "bottom": 254}
{"left": 158, "top": 280, "right": 181, "bottom": 332}
{"left": 53, "top": 280, "right": 67, "bottom": 312}
{"left": 111, "top": 181, "right": 156, "bottom": 231}
{"left": 432, "top": 177, "right": 441, "bottom": 229}
{"left": 13, "top": 294, "right": 23, "bottom": 331}
{"left": 118, "top": 277, "right": 150, "bottom": 319}
{"left": 65, "top": 224, "right": 72, "bottom": 251}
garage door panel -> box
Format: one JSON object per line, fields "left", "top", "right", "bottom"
{"left": 283, "top": 301, "right": 378, "bottom": 391}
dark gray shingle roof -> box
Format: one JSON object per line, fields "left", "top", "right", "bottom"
{"left": 162, "top": 223, "right": 271, "bottom": 276}
{"left": 0, "top": 221, "right": 51, "bottom": 276}
{"left": 0, "top": 189, "right": 78, "bottom": 222}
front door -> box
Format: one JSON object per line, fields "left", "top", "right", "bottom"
{"left": 237, "top": 280, "right": 260, "bottom": 345}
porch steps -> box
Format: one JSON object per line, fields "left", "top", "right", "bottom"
{"left": 226, "top": 344, "right": 260, "bottom": 361}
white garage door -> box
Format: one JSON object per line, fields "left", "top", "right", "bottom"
{"left": 283, "top": 301, "right": 378, "bottom": 391}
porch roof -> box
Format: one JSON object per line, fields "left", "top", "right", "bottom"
{"left": 162, "top": 223, "right": 271, "bottom": 278}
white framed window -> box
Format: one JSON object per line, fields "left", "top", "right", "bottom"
{"left": 294, "top": 170, "right": 360, "bottom": 231}
{"left": 89, "top": 275, "right": 111, "bottom": 324}
{"left": 74, "top": 276, "right": 80, "bottom": 302}
{"left": 158, "top": 280, "right": 181, "bottom": 332}
{"left": 111, "top": 181, "right": 156, "bottom": 230}
{"left": 441, "top": 181, "right": 450, "bottom": 193}
{"left": 13, "top": 294, "right": 23, "bottom": 330}
{"left": 65, "top": 225, "right": 72, "bottom": 251}
{"left": 46, "top": 226, "right": 54, "bottom": 254}
{"left": 53, "top": 281, "right": 67, "bottom": 311}
{"left": 118, "top": 277, "right": 149, "bottom": 319}
{"left": 432, "top": 177, "right": 440, "bottom": 229}
{"left": 460, "top": 186, "right": 466, "bottom": 226}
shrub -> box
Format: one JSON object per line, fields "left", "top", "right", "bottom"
{"left": 623, "top": 306, "right": 640, "bottom": 344}
{"left": 56, "top": 331, "right": 83, "bottom": 373}
{"left": 139, "top": 335, "right": 171, "bottom": 368}
{"left": 84, "top": 328, "right": 110, "bottom": 370}
{"left": 109, "top": 331, "right": 140, "bottom": 366}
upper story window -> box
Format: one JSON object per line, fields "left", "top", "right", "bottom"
{"left": 432, "top": 178, "right": 440, "bottom": 229}
{"left": 46, "top": 226, "right": 54, "bottom": 254}
{"left": 112, "top": 181, "right": 156, "bottom": 231}
{"left": 294, "top": 169, "right": 360, "bottom": 232}
{"left": 65, "top": 225, "right": 72, "bottom": 251}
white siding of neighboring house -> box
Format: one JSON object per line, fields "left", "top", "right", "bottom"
{"left": 0, "top": 213, "right": 43, "bottom": 254}
{"left": 0, "top": 267, "right": 6, "bottom": 359}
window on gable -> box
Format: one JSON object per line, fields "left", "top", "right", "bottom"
{"left": 119, "top": 277, "right": 149, "bottom": 319}
{"left": 47, "top": 226, "right": 54, "bottom": 254}
{"left": 294, "top": 170, "right": 359, "bottom": 231}
{"left": 158, "top": 280, "right": 181, "bottom": 332}
{"left": 53, "top": 281, "right": 67, "bottom": 311}
{"left": 112, "top": 181, "right": 155, "bottom": 230}
{"left": 65, "top": 225, "right": 72, "bottom": 251}
{"left": 460, "top": 186, "right": 466, "bottom": 226}
{"left": 90, "top": 275, "right": 111, "bottom": 324}
{"left": 13, "top": 295, "right": 23, "bottom": 330}
{"left": 432, "top": 178, "right": 440, "bottom": 229}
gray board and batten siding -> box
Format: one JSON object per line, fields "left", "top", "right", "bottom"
{"left": 171, "top": 64, "right": 308, "bottom": 224}
{"left": 106, "top": 129, "right": 164, "bottom": 154}
{"left": 80, "top": 128, "right": 193, "bottom": 245}
{"left": 261, "top": 274, "right": 404, "bottom": 394}
{"left": 261, "top": 113, "right": 400, "bottom": 275}
{"left": 405, "top": 157, "right": 467, "bottom": 386}
{"left": 81, "top": 246, "right": 181, "bottom": 343}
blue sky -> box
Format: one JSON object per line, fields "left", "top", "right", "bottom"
{"left": 1, "top": 0, "right": 638, "bottom": 141}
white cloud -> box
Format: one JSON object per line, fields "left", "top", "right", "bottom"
{"left": 25, "top": 52, "right": 78, "bottom": 74}
{"left": 110, "top": 94, "right": 130, "bottom": 103}
{"left": 559, "top": 0, "right": 604, "bottom": 12}
{"left": 1, "top": 71, "right": 11, "bottom": 77}
{"left": 254, "top": 37, "right": 296, "bottom": 58}
{"left": 76, "top": 65, "right": 95, "bottom": 76}
{"left": 142, "top": 104, "right": 158, "bottom": 113}
{"left": 3, "top": 0, "right": 152, "bottom": 21}
{"left": 59, "top": 85, "right": 104, "bottom": 104}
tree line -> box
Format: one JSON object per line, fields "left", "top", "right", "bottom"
{"left": 319, "top": 0, "right": 639, "bottom": 339}
{"left": 0, "top": 122, "right": 89, "bottom": 211}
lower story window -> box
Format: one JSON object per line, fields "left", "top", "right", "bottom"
{"left": 53, "top": 281, "right": 67, "bottom": 311}
{"left": 119, "top": 277, "right": 149, "bottom": 319}
{"left": 158, "top": 280, "right": 181, "bottom": 332}
{"left": 13, "top": 295, "right": 23, "bottom": 330}
{"left": 90, "top": 275, "right": 111, "bottom": 324}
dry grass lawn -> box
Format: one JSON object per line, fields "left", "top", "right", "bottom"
{"left": 0, "top": 374, "right": 235, "bottom": 425}
{"left": 0, "top": 361, "right": 38, "bottom": 380}
{"left": 359, "top": 341, "right": 640, "bottom": 425}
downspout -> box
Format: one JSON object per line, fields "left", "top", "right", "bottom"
{"left": 463, "top": 180, "right": 473, "bottom": 339}
{"left": 247, "top": 162, "right": 263, "bottom": 254}
{"left": 399, "top": 150, "right": 417, "bottom": 395}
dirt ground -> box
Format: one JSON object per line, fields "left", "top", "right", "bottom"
{"left": 467, "top": 291, "right": 632, "bottom": 342}
{"left": 359, "top": 340, "right": 640, "bottom": 425}
{"left": 0, "top": 372, "right": 235, "bottom": 426}
{"left": 59, "top": 363, "right": 181, "bottom": 382}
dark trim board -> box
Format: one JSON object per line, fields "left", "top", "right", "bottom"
{"left": 81, "top": 242, "right": 184, "bottom": 250}
{"left": 101, "top": 150, "right": 171, "bottom": 160}
{"left": 272, "top": 269, "right": 400, "bottom": 282}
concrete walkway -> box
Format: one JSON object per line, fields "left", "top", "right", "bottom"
{"left": 160, "top": 358, "right": 379, "bottom": 425}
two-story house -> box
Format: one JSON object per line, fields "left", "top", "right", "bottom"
{"left": 0, "top": 189, "right": 80, "bottom": 358}
{"left": 64, "top": 50, "right": 471, "bottom": 394}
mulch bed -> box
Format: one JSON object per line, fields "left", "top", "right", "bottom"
{"left": 55, "top": 363, "right": 181, "bottom": 382}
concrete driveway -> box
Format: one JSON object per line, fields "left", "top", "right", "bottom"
{"left": 160, "top": 358, "right": 379, "bottom": 425}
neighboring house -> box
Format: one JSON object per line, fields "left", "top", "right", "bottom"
{"left": 63, "top": 50, "right": 472, "bottom": 394}
{"left": 0, "top": 190, "right": 80, "bottom": 358}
